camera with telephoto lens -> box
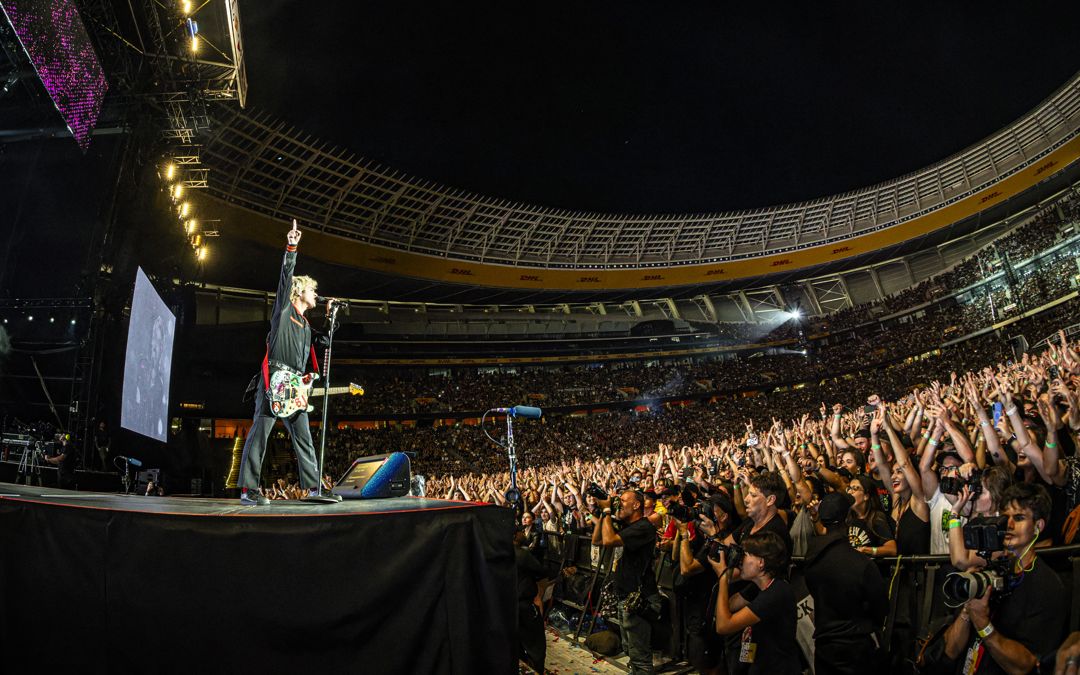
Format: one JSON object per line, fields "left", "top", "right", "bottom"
{"left": 667, "top": 502, "right": 715, "bottom": 524}
{"left": 942, "top": 557, "right": 1018, "bottom": 606}
{"left": 962, "top": 515, "right": 1008, "bottom": 554}
{"left": 705, "top": 539, "right": 745, "bottom": 567}
{"left": 585, "top": 483, "right": 609, "bottom": 501}
{"left": 939, "top": 469, "right": 983, "bottom": 496}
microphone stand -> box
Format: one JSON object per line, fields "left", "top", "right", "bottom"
{"left": 302, "top": 300, "right": 344, "bottom": 504}
{"left": 481, "top": 408, "right": 522, "bottom": 517}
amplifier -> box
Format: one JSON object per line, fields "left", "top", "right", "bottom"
{"left": 331, "top": 452, "right": 411, "bottom": 500}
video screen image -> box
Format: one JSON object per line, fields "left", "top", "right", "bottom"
{"left": 121, "top": 268, "right": 176, "bottom": 443}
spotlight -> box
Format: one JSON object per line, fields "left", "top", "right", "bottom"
{"left": 191, "top": 35, "right": 199, "bottom": 53}
{"left": 49, "top": 317, "right": 55, "bottom": 323}
{"left": 185, "top": 219, "right": 198, "bottom": 234}
{"left": 172, "top": 183, "right": 184, "bottom": 200}
{"left": 27, "top": 315, "right": 33, "bottom": 321}
{"left": 790, "top": 309, "right": 802, "bottom": 320}
{"left": 165, "top": 163, "right": 176, "bottom": 180}
{"left": 181, "top": 0, "right": 192, "bottom": 14}
{"left": 71, "top": 319, "right": 77, "bottom": 325}
{"left": 191, "top": 233, "right": 202, "bottom": 247}
{"left": 197, "top": 246, "right": 208, "bottom": 261}
{"left": 179, "top": 201, "right": 190, "bottom": 217}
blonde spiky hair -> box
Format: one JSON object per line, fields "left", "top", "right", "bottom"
{"left": 290, "top": 275, "right": 318, "bottom": 303}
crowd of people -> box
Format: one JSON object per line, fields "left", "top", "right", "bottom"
{"left": 308, "top": 291, "right": 1080, "bottom": 483}
{"left": 494, "top": 320, "right": 1079, "bottom": 674}
{"left": 329, "top": 203, "right": 1079, "bottom": 420}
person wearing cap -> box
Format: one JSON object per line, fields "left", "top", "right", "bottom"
{"left": 803, "top": 492, "right": 888, "bottom": 674}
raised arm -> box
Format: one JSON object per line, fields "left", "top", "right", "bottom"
{"left": 830, "top": 403, "right": 852, "bottom": 450}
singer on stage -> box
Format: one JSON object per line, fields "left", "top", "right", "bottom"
{"left": 237, "top": 220, "right": 322, "bottom": 506}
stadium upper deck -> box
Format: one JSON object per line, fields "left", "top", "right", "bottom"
{"left": 196, "top": 72, "right": 1080, "bottom": 296}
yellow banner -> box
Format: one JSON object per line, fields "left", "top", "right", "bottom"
{"left": 200, "top": 134, "right": 1080, "bottom": 291}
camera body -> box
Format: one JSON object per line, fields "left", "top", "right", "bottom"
{"left": 939, "top": 469, "right": 983, "bottom": 496}
{"left": 667, "top": 502, "right": 714, "bottom": 524}
{"left": 962, "top": 515, "right": 1008, "bottom": 554}
{"left": 705, "top": 539, "right": 745, "bottom": 568}
{"left": 585, "top": 483, "right": 609, "bottom": 501}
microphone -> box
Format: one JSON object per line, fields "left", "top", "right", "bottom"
{"left": 118, "top": 456, "right": 142, "bottom": 467}
{"left": 316, "top": 296, "right": 347, "bottom": 305}
{"left": 494, "top": 405, "right": 542, "bottom": 419}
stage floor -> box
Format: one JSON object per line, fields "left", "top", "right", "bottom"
{"left": 0, "top": 481, "right": 480, "bottom": 517}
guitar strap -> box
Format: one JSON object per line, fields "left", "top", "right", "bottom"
{"left": 261, "top": 345, "right": 320, "bottom": 389}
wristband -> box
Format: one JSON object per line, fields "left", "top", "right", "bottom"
{"left": 834, "top": 414, "right": 842, "bottom": 419}
{"left": 602, "top": 507, "right": 612, "bottom": 515}
{"left": 1005, "top": 407, "right": 1017, "bottom": 416}
{"left": 871, "top": 443, "right": 882, "bottom": 451}
{"left": 928, "top": 439, "right": 939, "bottom": 447}
{"left": 979, "top": 420, "right": 990, "bottom": 427}
{"left": 286, "top": 244, "right": 297, "bottom": 252}
{"left": 922, "top": 432, "right": 931, "bottom": 440}
{"left": 976, "top": 622, "right": 995, "bottom": 639}
{"left": 1046, "top": 441, "right": 1057, "bottom": 449}
{"left": 871, "top": 547, "right": 877, "bottom": 556}
{"left": 948, "top": 519, "right": 962, "bottom": 530}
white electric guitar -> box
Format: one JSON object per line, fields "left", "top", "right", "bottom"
{"left": 266, "top": 370, "right": 364, "bottom": 418}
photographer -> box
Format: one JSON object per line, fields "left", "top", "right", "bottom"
{"left": 706, "top": 531, "right": 800, "bottom": 675}
{"left": 705, "top": 471, "right": 792, "bottom": 555}
{"left": 942, "top": 483, "right": 1067, "bottom": 675}
{"left": 673, "top": 494, "right": 738, "bottom": 675}
{"left": 591, "top": 488, "right": 659, "bottom": 675}
{"left": 43, "top": 433, "right": 77, "bottom": 490}
{"left": 804, "top": 492, "right": 888, "bottom": 674}
{"left": 947, "top": 465, "right": 1012, "bottom": 571}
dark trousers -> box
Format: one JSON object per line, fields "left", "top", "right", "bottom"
{"left": 815, "top": 634, "right": 881, "bottom": 675}
{"left": 618, "top": 594, "right": 660, "bottom": 675}
{"left": 238, "top": 388, "right": 319, "bottom": 491}
{"left": 518, "top": 602, "right": 546, "bottom": 672}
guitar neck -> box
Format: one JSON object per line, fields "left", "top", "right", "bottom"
{"left": 308, "top": 386, "right": 354, "bottom": 398}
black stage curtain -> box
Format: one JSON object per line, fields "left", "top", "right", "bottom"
{"left": 0, "top": 498, "right": 517, "bottom": 673}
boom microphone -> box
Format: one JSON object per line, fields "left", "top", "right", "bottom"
{"left": 118, "top": 456, "right": 142, "bottom": 467}
{"left": 494, "top": 405, "right": 542, "bottom": 419}
{"left": 315, "top": 296, "right": 347, "bottom": 306}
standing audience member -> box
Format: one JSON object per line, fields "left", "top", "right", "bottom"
{"left": 708, "top": 531, "right": 800, "bottom": 675}
{"left": 803, "top": 492, "right": 888, "bottom": 674}
{"left": 592, "top": 489, "right": 660, "bottom": 675}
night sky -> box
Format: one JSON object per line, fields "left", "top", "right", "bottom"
{"left": 240, "top": 1, "right": 1080, "bottom": 214}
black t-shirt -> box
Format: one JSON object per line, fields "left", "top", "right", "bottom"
{"left": 738, "top": 579, "right": 800, "bottom": 675}
{"left": 733, "top": 512, "right": 794, "bottom": 555}
{"left": 960, "top": 558, "right": 1066, "bottom": 674}
{"left": 614, "top": 517, "right": 658, "bottom": 598}
{"left": 847, "top": 510, "right": 894, "bottom": 549}
{"left": 869, "top": 475, "right": 893, "bottom": 513}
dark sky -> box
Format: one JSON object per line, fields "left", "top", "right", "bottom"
{"left": 239, "top": 2, "right": 1080, "bottom": 214}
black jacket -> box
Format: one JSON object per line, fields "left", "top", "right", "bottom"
{"left": 803, "top": 530, "right": 888, "bottom": 641}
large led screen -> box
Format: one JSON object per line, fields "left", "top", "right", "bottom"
{"left": 0, "top": 0, "right": 108, "bottom": 150}
{"left": 121, "top": 268, "right": 176, "bottom": 443}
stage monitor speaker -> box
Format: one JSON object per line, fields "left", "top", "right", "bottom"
{"left": 332, "top": 452, "right": 411, "bottom": 499}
